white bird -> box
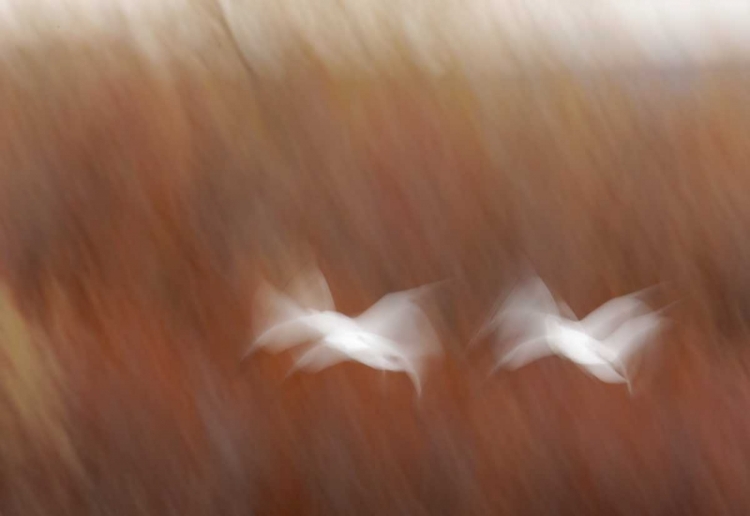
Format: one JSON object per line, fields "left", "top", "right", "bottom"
{"left": 244, "top": 268, "right": 445, "bottom": 395}
{"left": 480, "top": 276, "right": 667, "bottom": 390}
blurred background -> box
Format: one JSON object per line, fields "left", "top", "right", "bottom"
{"left": 1, "top": 0, "right": 750, "bottom": 513}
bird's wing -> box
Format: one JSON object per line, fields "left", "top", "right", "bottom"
{"left": 246, "top": 312, "right": 350, "bottom": 357}
{"left": 355, "top": 291, "right": 417, "bottom": 334}
{"left": 253, "top": 315, "right": 322, "bottom": 346}
{"left": 245, "top": 280, "right": 310, "bottom": 358}
{"left": 506, "top": 321, "right": 629, "bottom": 384}
{"left": 245, "top": 319, "right": 320, "bottom": 358}
{"left": 252, "top": 279, "right": 308, "bottom": 330}
{"left": 355, "top": 279, "right": 452, "bottom": 332}
{"left": 355, "top": 289, "right": 442, "bottom": 358}
{"left": 286, "top": 267, "right": 336, "bottom": 312}
{"left": 287, "top": 343, "right": 351, "bottom": 375}
{"left": 483, "top": 276, "right": 560, "bottom": 343}
{"left": 579, "top": 288, "right": 657, "bottom": 339}
{"left": 598, "top": 312, "right": 664, "bottom": 364}
{"left": 511, "top": 275, "right": 560, "bottom": 315}
{"left": 495, "top": 335, "right": 555, "bottom": 370}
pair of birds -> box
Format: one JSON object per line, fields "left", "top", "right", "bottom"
{"left": 244, "top": 269, "right": 669, "bottom": 395}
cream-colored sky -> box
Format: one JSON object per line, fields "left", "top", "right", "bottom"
{"left": 1, "top": 0, "right": 749, "bottom": 73}
{"left": 222, "top": 0, "right": 750, "bottom": 73}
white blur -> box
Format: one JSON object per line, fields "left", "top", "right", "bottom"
{"left": 480, "top": 275, "right": 669, "bottom": 392}
{"left": 244, "top": 268, "right": 445, "bottom": 395}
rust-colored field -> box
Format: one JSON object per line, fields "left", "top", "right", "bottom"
{"left": 2, "top": 3, "right": 750, "bottom": 514}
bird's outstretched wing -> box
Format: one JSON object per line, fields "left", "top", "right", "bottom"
{"left": 355, "top": 290, "right": 419, "bottom": 334}
{"left": 547, "top": 319, "right": 634, "bottom": 385}
{"left": 245, "top": 281, "right": 307, "bottom": 357}
{"left": 248, "top": 315, "right": 321, "bottom": 355}
{"left": 253, "top": 280, "right": 307, "bottom": 329}
{"left": 494, "top": 335, "right": 555, "bottom": 371}
{"left": 597, "top": 311, "right": 665, "bottom": 365}
{"left": 353, "top": 283, "right": 445, "bottom": 393}
{"left": 246, "top": 267, "right": 343, "bottom": 358}
{"left": 286, "top": 267, "right": 336, "bottom": 312}
{"left": 249, "top": 311, "right": 359, "bottom": 354}
{"left": 355, "top": 285, "right": 443, "bottom": 358}
{"left": 579, "top": 286, "right": 659, "bottom": 340}
{"left": 479, "top": 276, "right": 559, "bottom": 347}
{"left": 246, "top": 274, "right": 344, "bottom": 359}
{"left": 287, "top": 343, "right": 351, "bottom": 375}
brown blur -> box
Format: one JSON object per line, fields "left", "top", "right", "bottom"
{"left": 1, "top": 1, "right": 750, "bottom": 514}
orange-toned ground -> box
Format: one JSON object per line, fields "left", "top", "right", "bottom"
{"left": 2, "top": 24, "right": 750, "bottom": 514}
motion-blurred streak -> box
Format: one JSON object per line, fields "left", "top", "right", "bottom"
{"left": 244, "top": 268, "right": 445, "bottom": 395}
{"left": 480, "top": 275, "right": 668, "bottom": 391}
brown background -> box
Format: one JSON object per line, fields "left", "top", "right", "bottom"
{"left": 1, "top": 3, "right": 750, "bottom": 514}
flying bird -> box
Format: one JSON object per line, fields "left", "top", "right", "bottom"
{"left": 244, "top": 268, "right": 446, "bottom": 395}
{"left": 479, "top": 276, "right": 668, "bottom": 390}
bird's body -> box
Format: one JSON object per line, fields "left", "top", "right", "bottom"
{"left": 485, "top": 276, "right": 666, "bottom": 389}
{"left": 245, "top": 269, "right": 444, "bottom": 394}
